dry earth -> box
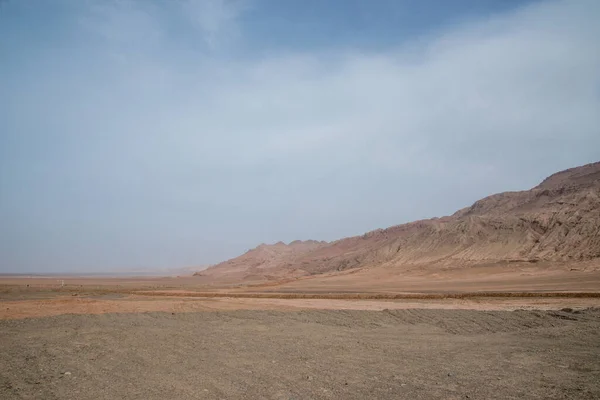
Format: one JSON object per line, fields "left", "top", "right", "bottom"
{"left": 1, "top": 308, "right": 600, "bottom": 399}
{"left": 3, "top": 291, "right": 600, "bottom": 320}
{"left": 2, "top": 267, "right": 600, "bottom": 320}
{"left": 1, "top": 283, "right": 600, "bottom": 399}
{"left": 258, "top": 261, "right": 600, "bottom": 294}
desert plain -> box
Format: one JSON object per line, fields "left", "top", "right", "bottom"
{"left": 2, "top": 265, "right": 600, "bottom": 400}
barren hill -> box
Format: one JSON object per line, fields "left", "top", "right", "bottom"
{"left": 197, "top": 162, "right": 600, "bottom": 283}
{"left": 196, "top": 240, "right": 327, "bottom": 282}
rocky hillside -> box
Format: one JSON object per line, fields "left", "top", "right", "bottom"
{"left": 196, "top": 240, "right": 327, "bottom": 281}
{"left": 197, "top": 162, "right": 600, "bottom": 282}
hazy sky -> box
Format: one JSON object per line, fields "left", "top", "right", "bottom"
{"left": 1, "top": 0, "right": 599, "bottom": 273}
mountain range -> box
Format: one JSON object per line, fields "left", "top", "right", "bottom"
{"left": 195, "top": 162, "right": 600, "bottom": 285}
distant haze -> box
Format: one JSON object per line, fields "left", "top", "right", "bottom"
{"left": 1, "top": 0, "right": 599, "bottom": 273}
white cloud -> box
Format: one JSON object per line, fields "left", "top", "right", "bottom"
{"left": 79, "top": 0, "right": 163, "bottom": 50}
{"left": 15, "top": 0, "right": 600, "bottom": 181}
{"left": 182, "top": 0, "right": 248, "bottom": 48}
{"left": 2, "top": 0, "right": 600, "bottom": 271}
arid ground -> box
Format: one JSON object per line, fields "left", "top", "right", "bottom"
{"left": 2, "top": 275, "right": 600, "bottom": 399}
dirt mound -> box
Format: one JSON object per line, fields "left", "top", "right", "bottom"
{"left": 200, "top": 162, "right": 600, "bottom": 282}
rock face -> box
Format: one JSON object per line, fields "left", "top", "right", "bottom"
{"left": 197, "top": 162, "right": 600, "bottom": 282}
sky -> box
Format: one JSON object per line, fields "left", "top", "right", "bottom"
{"left": 1, "top": 0, "right": 599, "bottom": 273}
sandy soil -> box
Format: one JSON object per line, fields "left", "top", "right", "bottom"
{"left": 252, "top": 263, "right": 600, "bottom": 294}
{"left": 4, "top": 262, "right": 600, "bottom": 295}
{"left": 2, "top": 270, "right": 600, "bottom": 320}
{"left": 2, "top": 280, "right": 600, "bottom": 320}
{"left": 2, "top": 308, "right": 600, "bottom": 399}
{"left": 2, "top": 275, "right": 600, "bottom": 399}
{"left": 3, "top": 293, "right": 600, "bottom": 320}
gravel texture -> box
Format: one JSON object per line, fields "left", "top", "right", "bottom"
{"left": 1, "top": 308, "right": 600, "bottom": 399}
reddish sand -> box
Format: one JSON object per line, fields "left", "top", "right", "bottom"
{"left": 2, "top": 293, "right": 600, "bottom": 320}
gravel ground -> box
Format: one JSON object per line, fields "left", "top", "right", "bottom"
{"left": 1, "top": 308, "right": 600, "bottom": 399}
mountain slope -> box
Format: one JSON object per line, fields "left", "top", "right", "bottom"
{"left": 197, "top": 162, "right": 600, "bottom": 283}
{"left": 196, "top": 240, "right": 327, "bottom": 281}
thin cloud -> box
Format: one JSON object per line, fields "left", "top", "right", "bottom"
{"left": 0, "top": 0, "right": 599, "bottom": 272}
{"left": 182, "top": 0, "right": 249, "bottom": 48}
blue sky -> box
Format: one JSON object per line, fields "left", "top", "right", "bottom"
{"left": 1, "top": 0, "right": 599, "bottom": 273}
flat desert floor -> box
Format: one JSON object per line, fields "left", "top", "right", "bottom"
{"left": 2, "top": 308, "right": 600, "bottom": 400}
{"left": 1, "top": 274, "right": 600, "bottom": 399}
